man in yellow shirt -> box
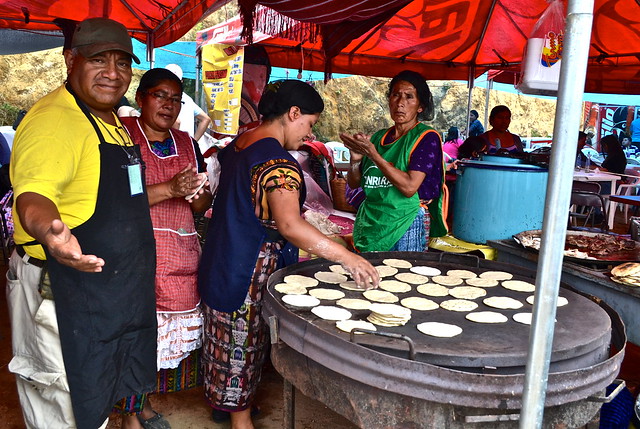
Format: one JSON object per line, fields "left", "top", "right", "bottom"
{"left": 8, "top": 18, "right": 157, "bottom": 429}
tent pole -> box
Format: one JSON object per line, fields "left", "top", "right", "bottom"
{"left": 519, "top": 0, "right": 594, "bottom": 428}
{"left": 146, "top": 36, "right": 155, "bottom": 69}
{"left": 196, "top": 52, "right": 202, "bottom": 109}
{"left": 483, "top": 77, "right": 492, "bottom": 132}
{"left": 466, "top": 66, "right": 475, "bottom": 137}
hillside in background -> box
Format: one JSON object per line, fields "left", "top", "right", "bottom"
{"left": 313, "top": 76, "right": 557, "bottom": 142}
{"left": 0, "top": 46, "right": 557, "bottom": 141}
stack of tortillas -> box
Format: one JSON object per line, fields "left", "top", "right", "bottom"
{"left": 367, "top": 303, "right": 412, "bottom": 326}
{"left": 611, "top": 263, "right": 640, "bottom": 286}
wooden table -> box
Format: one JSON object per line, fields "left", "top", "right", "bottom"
{"left": 573, "top": 170, "right": 620, "bottom": 229}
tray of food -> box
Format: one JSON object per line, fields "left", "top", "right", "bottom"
{"left": 513, "top": 229, "right": 640, "bottom": 265}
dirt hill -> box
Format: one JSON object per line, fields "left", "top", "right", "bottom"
{"left": 0, "top": 48, "right": 557, "bottom": 141}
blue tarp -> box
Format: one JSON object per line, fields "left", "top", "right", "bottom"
{"left": 132, "top": 40, "right": 197, "bottom": 79}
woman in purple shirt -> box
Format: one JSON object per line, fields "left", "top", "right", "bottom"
{"left": 340, "top": 70, "right": 446, "bottom": 252}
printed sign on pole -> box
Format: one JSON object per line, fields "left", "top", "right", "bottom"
{"left": 201, "top": 44, "right": 244, "bottom": 135}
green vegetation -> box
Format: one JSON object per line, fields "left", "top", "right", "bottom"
{"left": 0, "top": 102, "right": 20, "bottom": 127}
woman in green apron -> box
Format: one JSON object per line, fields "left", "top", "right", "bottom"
{"left": 340, "top": 70, "right": 446, "bottom": 252}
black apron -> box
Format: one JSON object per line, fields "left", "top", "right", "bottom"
{"left": 44, "top": 88, "right": 157, "bottom": 429}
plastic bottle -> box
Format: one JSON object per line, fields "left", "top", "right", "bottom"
{"left": 585, "top": 155, "right": 591, "bottom": 171}
{"left": 575, "top": 154, "right": 581, "bottom": 170}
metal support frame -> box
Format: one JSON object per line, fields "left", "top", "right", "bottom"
{"left": 466, "top": 65, "right": 475, "bottom": 136}
{"left": 283, "top": 378, "right": 295, "bottom": 429}
{"left": 519, "top": 0, "right": 595, "bottom": 427}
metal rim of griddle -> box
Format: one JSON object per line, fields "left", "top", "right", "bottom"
{"left": 263, "top": 251, "right": 626, "bottom": 410}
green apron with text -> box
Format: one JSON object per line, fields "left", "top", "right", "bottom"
{"left": 354, "top": 124, "right": 431, "bottom": 252}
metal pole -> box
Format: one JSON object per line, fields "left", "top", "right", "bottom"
{"left": 196, "top": 51, "right": 202, "bottom": 108}
{"left": 519, "top": 0, "right": 594, "bottom": 428}
{"left": 466, "top": 66, "right": 475, "bottom": 137}
{"left": 483, "top": 77, "right": 493, "bottom": 132}
{"left": 146, "top": 36, "right": 155, "bottom": 69}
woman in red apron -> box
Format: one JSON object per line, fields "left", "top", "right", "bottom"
{"left": 118, "top": 68, "right": 212, "bottom": 428}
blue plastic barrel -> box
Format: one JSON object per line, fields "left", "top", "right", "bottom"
{"left": 453, "top": 159, "right": 549, "bottom": 244}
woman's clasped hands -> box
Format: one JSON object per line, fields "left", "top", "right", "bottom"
{"left": 339, "top": 132, "right": 375, "bottom": 159}
{"left": 169, "top": 164, "right": 209, "bottom": 201}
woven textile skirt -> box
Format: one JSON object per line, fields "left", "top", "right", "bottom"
{"left": 390, "top": 206, "right": 430, "bottom": 251}
{"left": 202, "top": 240, "right": 282, "bottom": 412}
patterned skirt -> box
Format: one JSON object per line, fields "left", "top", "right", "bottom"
{"left": 390, "top": 206, "right": 431, "bottom": 251}
{"left": 202, "top": 240, "right": 282, "bottom": 412}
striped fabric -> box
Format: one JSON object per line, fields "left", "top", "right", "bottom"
{"left": 254, "top": 0, "right": 409, "bottom": 25}
{"left": 156, "top": 349, "right": 203, "bottom": 394}
{"left": 389, "top": 207, "right": 430, "bottom": 251}
{"left": 238, "top": 0, "right": 408, "bottom": 60}
{"left": 112, "top": 394, "right": 147, "bottom": 415}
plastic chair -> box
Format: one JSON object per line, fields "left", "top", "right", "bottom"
{"left": 569, "top": 181, "right": 608, "bottom": 232}
{"left": 325, "top": 141, "right": 351, "bottom": 164}
{"left": 615, "top": 169, "right": 640, "bottom": 223}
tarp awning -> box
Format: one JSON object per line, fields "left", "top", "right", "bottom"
{"left": 0, "top": 0, "right": 232, "bottom": 48}
{"left": 198, "top": 0, "right": 640, "bottom": 94}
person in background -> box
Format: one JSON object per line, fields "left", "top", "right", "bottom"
{"left": 620, "top": 134, "right": 637, "bottom": 158}
{"left": 442, "top": 126, "right": 464, "bottom": 164}
{"left": 588, "top": 134, "right": 626, "bottom": 223}
{"left": 340, "top": 69, "right": 447, "bottom": 252}
{"left": 630, "top": 115, "right": 640, "bottom": 152}
{"left": 576, "top": 131, "right": 588, "bottom": 168}
{"left": 442, "top": 126, "right": 463, "bottom": 226}
{"left": 164, "top": 64, "right": 212, "bottom": 141}
{"left": 457, "top": 135, "right": 488, "bottom": 160}
{"left": 479, "top": 105, "right": 524, "bottom": 154}
{"left": 466, "top": 109, "right": 484, "bottom": 137}
{"left": 7, "top": 18, "right": 156, "bottom": 429}
{"left": 115, "top": 68, "right": 213, "bottom": 429}
{"left": 198, "top": 80, "right": 379, "bottom": 429}
{"left": 599, "top": 134, "right": 627, "bottom": 177}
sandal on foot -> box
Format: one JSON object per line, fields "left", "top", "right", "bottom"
{"left": 211, "top": 409, "right": 230, "bottom": 423}
{"left": 211, "top": 406, "right": 260, "bottom": 423}
{"left": 137, "top": 411, "right": 171, "bottom": 429}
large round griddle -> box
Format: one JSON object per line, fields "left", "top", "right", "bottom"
{"left": 267, "top": 252, "right": 611, "bottom": 374}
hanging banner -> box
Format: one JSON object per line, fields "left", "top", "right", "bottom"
{"left": 201, "top": 44, "right": 244, "bottom": 135}
{"left": 596, "top": 105, "right": 630, "bottom": 142}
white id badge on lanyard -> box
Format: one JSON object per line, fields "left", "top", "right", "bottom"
{"left": 127, "top": 163, "right": 143, "bottom": 196}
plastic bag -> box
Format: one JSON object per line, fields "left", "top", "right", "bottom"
{"left": 207, "top": 152, "right": 221, "bottom": 196}
{"left": 517, "top": 0, "right": 566, "bottom": 95}
{"left": 302, "top": 171, "right": 334, "bottom": 215}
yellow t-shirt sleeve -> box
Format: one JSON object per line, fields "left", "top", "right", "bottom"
{"left": 10, "top": 86, "right": 101, "bottom": 259}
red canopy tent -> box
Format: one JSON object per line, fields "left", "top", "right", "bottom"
{"left": 0, "top": 0, "right": 232, "bottom": 48}
{"left": 197, "top": 0, "right": 640, "bottom": 94}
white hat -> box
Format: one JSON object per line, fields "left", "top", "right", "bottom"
{"left": 165, "top": 63, "right": 183, "bottom": 80}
